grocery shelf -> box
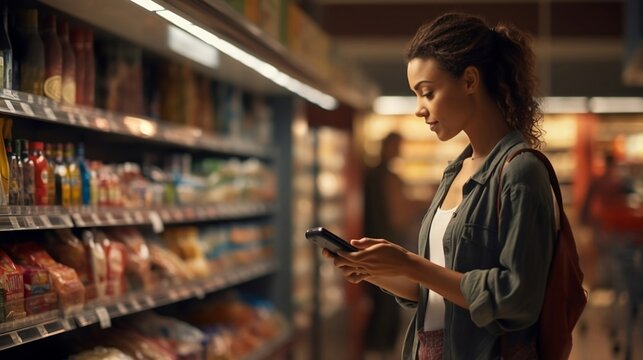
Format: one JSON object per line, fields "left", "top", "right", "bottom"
{"left": 0, "top": 203, "right": 274, "bottom": 231}
{"left": 0, "top": 206, "right": 74, "bottom": 231}
{"left": 0, "top": 89, "right": 275, "bottom": 159}
{"left": 0, "top": 259, "right": 277, "bottom": 351}
{"left": 40, "top": 0, "right": 376, "bottom": 109}
{"left": 242, "top": 325, "right": 294, "bottom": 360}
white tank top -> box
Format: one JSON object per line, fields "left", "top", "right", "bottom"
{"left": 423, "top": 205, "right": 456, "bottom": 331}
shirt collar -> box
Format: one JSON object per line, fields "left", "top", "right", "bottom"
{"left": 444, "top": 130, "right": 526, "bottom": 184}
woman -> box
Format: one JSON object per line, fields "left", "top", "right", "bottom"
{"left": 324, "top": 13, "right": 557, "bottom": 359}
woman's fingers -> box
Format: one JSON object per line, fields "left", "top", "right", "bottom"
{"left": 350, "top": 237, "right": 383, "bottom": 250}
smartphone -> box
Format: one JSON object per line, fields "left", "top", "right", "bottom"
{"left": 305, "top": 227, "right": 358, "bottom": 254}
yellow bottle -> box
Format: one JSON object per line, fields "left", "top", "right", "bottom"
{"left": 54, "top": 143, "right": 70, "bottom": 206}
{"left": 65, "top": 142, "right": 81, "bottom": 206}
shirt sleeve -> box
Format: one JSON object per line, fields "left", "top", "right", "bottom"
{"left": 459, "top": 154, "right": 556, "bottom": 335}
{"left": 381, "top": 287, "right": 419, "bottom": 309}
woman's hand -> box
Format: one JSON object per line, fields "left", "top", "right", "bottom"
{"left": 321, "top": 248, "right": 371, "bottom": 283}
{"left": 335, "top": 238, "right": 414, "bottom": 278}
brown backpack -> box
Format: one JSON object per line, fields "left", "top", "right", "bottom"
{"left": 498, "top": 148, "right": 588, "bottom": 360}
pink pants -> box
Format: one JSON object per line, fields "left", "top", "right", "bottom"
{"left": 417, "top": 329, "right": 443, "bottom": 360}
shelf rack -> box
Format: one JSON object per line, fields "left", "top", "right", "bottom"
{"left": 0, "top": 259, "right": 278, "bottom": 351}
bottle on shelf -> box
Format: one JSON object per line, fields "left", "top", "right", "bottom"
{"left": 29, "top": 141, "right": 48, "bottom": 205}
{"left": 41, "top": 14, "right": 62, "bottom": 101}
{"left": 18, "top": 139, "right": 34, "bottom": 205}
{"left": 6, "top": 139, "right": 21, "bottom": 205}
{"left": 65, "top": 142, "right": 81, "bottom": 205}
{"left": 0, "top": 2, "right": 13, "bottom": 90}
{"left": 54, "top": 143, "right": 70, "bottom": 206}
{"left": 69, "top": 27, "right": 85, "bottom": 105}
{"left": 58, "top": 20, "right": 75, "bottom": 105}
{"left": 0, "top": 117, "right": 10, "bottom": 204}
{"left": 16, "top": 9, "right": 44, "bottom": 95}
{"left": 45, "top": 142, "right": 56, "bottom": 205}
{"left": 89, "top": 160, "right": 99, "bottom": 206}
{"left": 77, "top": 142, "right": 90, "bottom": 205}
{"left": 84, "top": 28, "right": 94, "bottom": 107}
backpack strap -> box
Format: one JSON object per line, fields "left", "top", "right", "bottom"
{"left": 496, "top": 148, "right": 564, "bottom": 225}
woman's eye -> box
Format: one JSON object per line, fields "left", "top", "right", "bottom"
{"left": 422, "top": 92, "right": 433, "bottom": 99}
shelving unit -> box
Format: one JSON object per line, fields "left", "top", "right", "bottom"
{"left": 0, "top": 259, "right": 277, "bottom": 351}
{"left": 0, "top": 0, "right": 375, "bottom": 357}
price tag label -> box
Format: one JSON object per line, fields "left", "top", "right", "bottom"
{"left": 194, "top": 287, "right": 206, "bottom": 300}
{"left": 8, "top": 216, "right": 19, "bottom": 228}
{"left": 116, "top": 303, "right": 128, "bottom": 314}
{"left": 133, "top": 211, "right": 145, "bottom": 223}
{"left": 105, "top": 213, "right": 116, "bottom": 224}
{"left": 4, "top": 99, "right": 15, "bottom": 112}
{"left": 67, "top": 113, "right": 77, "bottom": 125}
{"left": 75, "top": 314, "right": 90, "bottom": 327}
{"left": 35, "top": 325, "right": 47, "bottom": 337}
{"left": 144, "top": 295, "right": 155, "bottom": 307}
{"left": 9, "top": 332, "right": 21, "bottom": 344}
{"left": 95, "top": 307, "right": 111, "bottom": 329}
{"left": 40, "top": 215, "right": 52, "bottom": 227}
{"left": 149, "top": 212, "right": 164, "bottom": 233}
{"left": 123, "top": 212, "right": 133, "bottom": 224}
{"left": 43, "top": 107, "right": 56, "bottom": 120}
{"left": 20, "top": 102, "right": 34, "bottom": 116}
{"left": 91, "top": 213, "right": 101, "bottom": 224}
{"left": 131, "top": 299, "right": 142, "bottom": 311}
{"left": 78, "top": 114, "right": 90, "bottom": 127}
{"left": 25, "top": 216, "right": 36, "bottom": 228}
{"left": 72, "top": 213, "right": 85, "bottom": 227}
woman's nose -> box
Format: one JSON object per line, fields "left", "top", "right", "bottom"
{"left": 415, "top": 100, "right": 428, "bottom": 118}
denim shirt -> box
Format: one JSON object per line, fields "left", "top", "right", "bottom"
{"left": 396, "top": 131, "right": 556, "bottom": 359}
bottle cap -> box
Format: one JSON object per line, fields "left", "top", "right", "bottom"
{"left": 31, "top": 141, "right": 44, "bottom": 151}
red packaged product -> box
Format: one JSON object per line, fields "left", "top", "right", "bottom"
{"left": 103, "top": 240, "right": 126, "bottom": 297}
{"left": 8, "top": 242, "right": 85, "bottom": 315}
{"left": 0, "top": 250, "right": 26, "bottom": 321}
{"left": 8, "top": 242, "right": 58, "bottom": 268}
{"left": 16, "top": 264, "right": 57, "bottom": 315}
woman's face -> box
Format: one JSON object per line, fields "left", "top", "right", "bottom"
{"left": 407, "top": 57, "right": 473, "bottom": 141}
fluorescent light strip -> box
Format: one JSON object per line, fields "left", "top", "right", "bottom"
{"left": 130, "top": 0, "right": 164, "bottom": 12}
{"left": 588, "top": 97, "right": 643, "bottom": 114}
{"left": 129, "top": 0, "right": 338, "bottom": 110}
{"left": 541, "top": 97, "right": 588, "bottom": 114}
{"left": 373, "top": 96, "right": 417, "bottom": 115}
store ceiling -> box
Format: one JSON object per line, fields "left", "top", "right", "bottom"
{"left": 307, "top": 0, "right": 642, "bottom": 98}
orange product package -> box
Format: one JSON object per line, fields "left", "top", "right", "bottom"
{"left": 0, "top": 249, "right": 26, "bottom": 321}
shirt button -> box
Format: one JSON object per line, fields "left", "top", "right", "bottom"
{"left": 452, "top": 212, "right": 457, "bottom": 218}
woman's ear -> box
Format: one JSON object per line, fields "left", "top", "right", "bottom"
{"left": 462, "top": 66, "right": 480, "bottom": 94}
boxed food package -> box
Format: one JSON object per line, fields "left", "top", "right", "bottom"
{"left": 8, "top": 242, "right": 85, "bottom": 315}
{"left": 17, "top": 264, "right": 57, "bottom": 316}
{"left": 0, "top": 249, "right": 26, "bottom": 321}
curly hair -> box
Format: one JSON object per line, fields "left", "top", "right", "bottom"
{"left": 406, "top": 13, "right": 544, "bottom": 148}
